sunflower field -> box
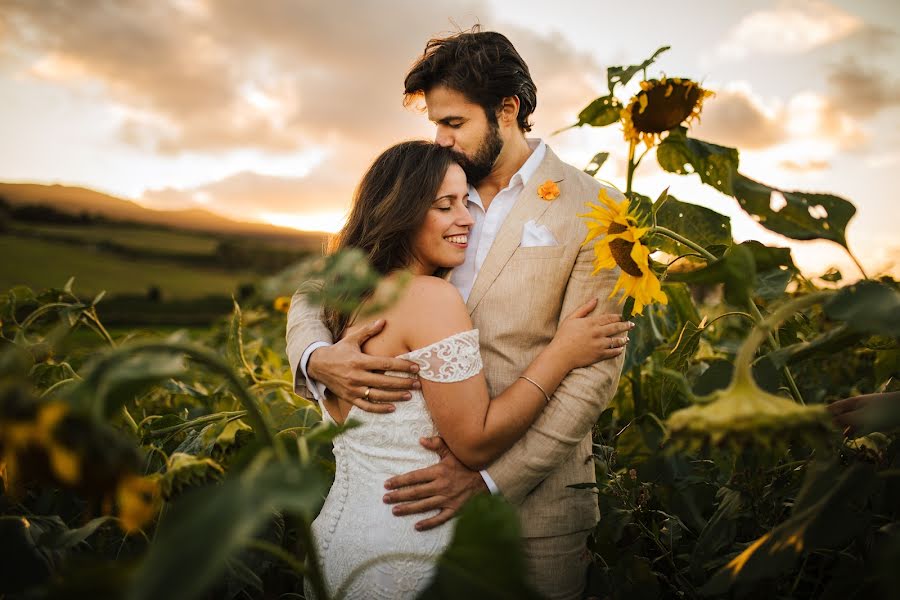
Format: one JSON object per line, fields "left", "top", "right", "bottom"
{"left": 1, "top": 48, "right": 899, "bottom": 600}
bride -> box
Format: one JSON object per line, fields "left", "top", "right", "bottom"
{"left": 301, "top": 141, "right": 631, "bottom": 599}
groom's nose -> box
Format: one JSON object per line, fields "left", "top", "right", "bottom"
{"left": 434, "top": 127, "right": 454, "bottom": 149}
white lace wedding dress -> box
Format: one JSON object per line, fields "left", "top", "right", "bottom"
{"left": 304, "top": 329, "right": 483, "bottom": 600}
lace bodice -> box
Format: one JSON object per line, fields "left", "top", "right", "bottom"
{"left": 307, "top": 330, "right": 483, "bottom": 599}
{"left": 397, "top": 329, "right": 482, "bottom": 383}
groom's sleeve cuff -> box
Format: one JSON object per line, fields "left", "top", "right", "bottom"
{"left": 298, "top": 341, "right": 331, "bottom": 400}
{"left": 480, "top": 470, "right": 500, "bottom": 495}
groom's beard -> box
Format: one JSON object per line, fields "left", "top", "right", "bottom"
{"left": 451, "top": 120, "right": 503, "bottom": 185}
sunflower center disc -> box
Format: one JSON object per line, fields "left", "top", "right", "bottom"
{"left": 607, "top": 222, "right": 644, "bottom": 277}
{"left": 631, "top": 81, "right": 702, "bottom": 134}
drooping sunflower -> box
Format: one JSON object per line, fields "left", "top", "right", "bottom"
{"left": 579, "top": 189, "right": 668, "bottom": 315}
{"left": 665, "top": 362, "right": 833, "bottom": 453}
{"left": 621, "top": 77, "right": 714, "bottom": 149}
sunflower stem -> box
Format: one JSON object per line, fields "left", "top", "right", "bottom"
{"left": 631, "top": 365, "right": 644, "bottom": 416}
{"left": 652, "top": 226, "right": 717, "bottom": 261}
{"left": 653, "top": 226, "right": 808, "bottom": 403}
{"left": 845, "top": 248, "right": 869, "bottom": 280}
{"left": 735, "top": 292, "right": 832, "bottom": 389}
{"left": 625, "top": 140, "right": 637, "bottom": 197}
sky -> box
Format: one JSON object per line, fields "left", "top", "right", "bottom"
{"left": 1, "top": 0, "right": 898, "bottom": 279}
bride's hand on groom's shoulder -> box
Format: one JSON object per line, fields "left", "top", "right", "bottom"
{"left": 308, "top": 319, "right": 421, "bottom": 414}
{"left": 382, "top": 436, "right": 488, "bottom": 531}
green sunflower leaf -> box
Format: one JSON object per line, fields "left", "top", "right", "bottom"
{"left": 657, "top": 128, "right": 857, "bottom": 246}
{"left": 824, "top": 280, "right": 900, "bottom": 337}
{"left": 559, "top": 95, "right": 622, "bottom": 134}
{"left": 650, "top": 194, "right": 733, "bottom": 256}
{"left": 656, "top": 127, "right": 739, "bottom": 195}
{"left": 419, "top": 495, "right": 542, "bottom": 599}
{"left": 731, "top": 174, "right": 856, "bottom": 248}
{"left": 607, "top": 46, "right": 670, "bottom": 92}
{"left": 742, "top": 241, "right": 797, "bottom": 301}
{"left": 584, "top": 152, "right": 610, "bottom": 176}
{"left": 666, "top": 242, "right": 756, "bottom": 306}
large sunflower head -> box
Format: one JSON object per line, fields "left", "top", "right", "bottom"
{"left": 579, "top": 189, "right": 668, "bottom": 315}
{"left": 622, "top": 77, "right": 714, "bottom": 148}
{"left": 665, "top": 370, "right": 833, "bottom": 454}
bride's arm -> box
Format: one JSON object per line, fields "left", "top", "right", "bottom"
{"left": 401, "top": 277, "right": 630, "bottom": 471}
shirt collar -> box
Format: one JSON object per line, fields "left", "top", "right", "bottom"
{"left": 468, "top": 138, "right": 547, "bottom": 208}
{"left": 510, "top": 138, "right": 547, "bottom": 189}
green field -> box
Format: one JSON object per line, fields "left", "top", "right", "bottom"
{"left": 11, "top": 223, "right": 221, "bottom": 255}
{"left": 0, "top": 235, "right": 255, "bottom": 299}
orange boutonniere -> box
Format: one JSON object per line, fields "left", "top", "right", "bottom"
{"left": 537, "top": 179, "right": 561, "bottom": 201}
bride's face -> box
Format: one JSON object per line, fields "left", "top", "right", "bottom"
{"left": 409, "top": 163, "right": 473, "bottom": 276}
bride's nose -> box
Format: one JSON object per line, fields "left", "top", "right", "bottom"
{"left": 455, "top": 207, "right": 474, "bottom": 228}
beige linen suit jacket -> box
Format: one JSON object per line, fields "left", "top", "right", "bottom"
{"left": 286, "top": 146, "right": 625, "bottom": 538}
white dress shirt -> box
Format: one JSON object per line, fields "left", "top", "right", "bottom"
{"left": 299, "top": 139, "right": 548, "bottom": 495}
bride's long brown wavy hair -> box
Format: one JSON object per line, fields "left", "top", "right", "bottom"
{"left": 324, "top": 141, "right": 458, "bottom": 340}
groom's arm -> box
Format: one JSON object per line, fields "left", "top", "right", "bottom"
{"left": 285, "top": 280, "right": 333, "bottom": 400}
{"left": 484, "top": 236, "right": 625, "bottom": 504}
{"left": 286, "top": 280, "right": 421, "bottom": 409}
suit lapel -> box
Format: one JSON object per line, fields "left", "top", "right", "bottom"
{"left": 466, "top": 147, "right": 567, "bottom": 314}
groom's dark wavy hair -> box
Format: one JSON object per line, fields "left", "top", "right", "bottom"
{"left": 403, "top": 27, "right": 537, "bottom": 131}
{"left": 324, "top": 141, "right": 457, "bottom": 339}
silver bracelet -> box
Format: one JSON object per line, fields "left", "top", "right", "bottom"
{"left": 518, "top": 375, "right": 551, "bottom": 404}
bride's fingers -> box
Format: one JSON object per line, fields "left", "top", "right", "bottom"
{"left": 565, "top": 297, "right": 598, "bottom": 320}
{"left": 596, "top": 321, "right": 634, "bottom": 337}
{"left": 390, "top": 496, "right": 444, "bottom": 517}
{"left": 415, "top": 508, "right": 454, "bottom": 531}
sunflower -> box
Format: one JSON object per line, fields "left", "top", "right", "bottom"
{"left": 665, "top": 368, "right": 832, "bottom": 453}
{"left": 579, "top": 189, "right": 668, "bottom": 315}
{"left": 116, "top": 472, "right": 162, "bottom": 534}
{"left": 622, "top": 77, "right": 714, "bottom": 149}
{"left": 273, "top": 296, "right": 292, "bottom": 313}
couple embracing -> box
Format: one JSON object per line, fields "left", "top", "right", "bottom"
{"left": 287, "top": 29, "right": 630, "bottom": 600}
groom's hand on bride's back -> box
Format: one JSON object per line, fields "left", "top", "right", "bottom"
{"left": 307, "top": 319, "right": 420, "bottom": 414}
{"left": 382, "top": 436, "right": 488, "bottom": 531}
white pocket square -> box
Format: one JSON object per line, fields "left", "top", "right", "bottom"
{"left": 520, "top": 220, "right": 559, "bottom": 247}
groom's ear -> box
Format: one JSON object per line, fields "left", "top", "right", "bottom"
{"left": 497, "top": 95, "right": 520, "bottom": 126}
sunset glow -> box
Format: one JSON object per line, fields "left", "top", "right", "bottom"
{"left": 0, "top": 0, "right": 897, "bottom": 278}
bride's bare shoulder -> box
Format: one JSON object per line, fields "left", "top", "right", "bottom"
{"left": 402, "top": 275, "right": 463, "bottom": 305}
{"left": 393, "top": 275, "right": 471, "bottom": 348}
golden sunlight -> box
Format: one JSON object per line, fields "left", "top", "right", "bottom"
{"left": 260, "top": 211, "right": 347, "bottom": 234}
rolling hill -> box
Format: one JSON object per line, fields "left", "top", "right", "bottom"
{"left": 0, "top": 182, "right": 329, "bottom": 250}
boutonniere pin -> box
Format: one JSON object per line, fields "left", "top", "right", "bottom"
{"left": 537, "top": 179, "right": 562, "bottom": 201}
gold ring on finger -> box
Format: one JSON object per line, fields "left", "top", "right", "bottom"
{"left": 364, "top": 387, "right": 371, "bottom": 400}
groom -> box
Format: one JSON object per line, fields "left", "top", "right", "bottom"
{"left": 286, "top": 29, "right": 625, "bottom": 599}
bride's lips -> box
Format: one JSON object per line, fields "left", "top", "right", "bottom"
{"left": 444, "top": 234, "right": 468, "bottom": 249}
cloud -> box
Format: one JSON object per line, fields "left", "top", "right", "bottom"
{"left": 826, "top": 57, "right": 900, "bottom": 119}
{"left": 689, "top": 81, "right": 868, "bottom": 160}
{"left": 141, "top": 158, "right": 356, "bottom": 215}
{"left": 0, "top": 0, "right": 611, "bottom": 224}
{"left": 777, "top": 159, "right": 830, "bottom": 172}
{"left": 713, "top": 0, "right": 863, "bottom": 61}
{"left": 0, "top": 0, "right": 478, "bottom": 154}
{"left": 690, "top": 85, "right": 786, "bottom": 149}
{"left": 0, "top": 1, "right": 605, "bottom": 178}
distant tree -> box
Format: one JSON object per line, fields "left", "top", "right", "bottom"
{"left": 146, "top": 285, "right": 163, "bottom": 303}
